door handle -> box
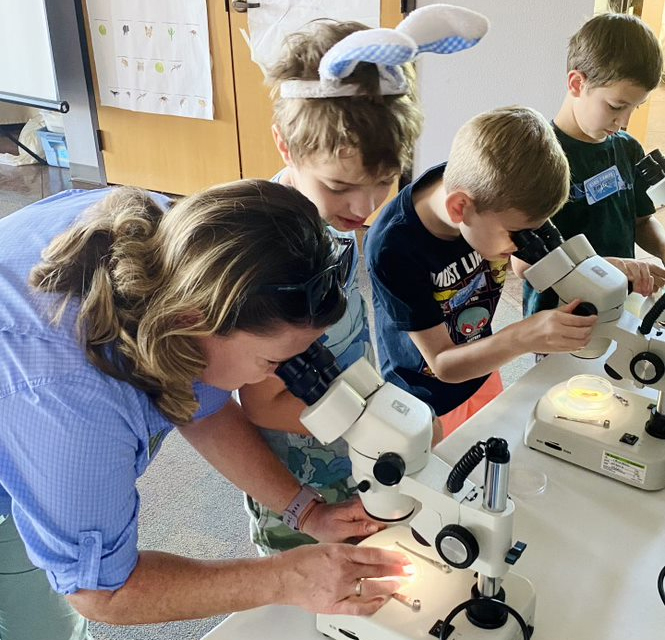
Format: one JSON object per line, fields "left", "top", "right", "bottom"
{"left": 232, "top": 1, "right": 261, "bottom": 12}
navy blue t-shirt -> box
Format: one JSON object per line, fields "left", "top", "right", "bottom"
{"left": 523, "top": 125, "right": 654, "bottom": 315}
{"left": 365, "top": 163, "right": 507, "bottom": 415}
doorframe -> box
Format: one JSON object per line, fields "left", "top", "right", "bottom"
{"left": 626, "top": 0, "right": 665, "bottom": 145}
{"left": 46, "top": 0, "right": 105, "bottom": 185}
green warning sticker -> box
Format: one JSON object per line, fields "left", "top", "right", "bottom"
{"left": 601, "top": 451, "right": 646, "bottom": 484}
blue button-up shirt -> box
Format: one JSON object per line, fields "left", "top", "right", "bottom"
{"left": 0, "top": 189, "right": 230, "bottom": 594}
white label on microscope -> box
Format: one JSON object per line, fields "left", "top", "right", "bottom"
{"left": 601, "top": 451, "right": 646, "bottom": 485}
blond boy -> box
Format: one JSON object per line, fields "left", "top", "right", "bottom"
{"left": 365, "top": 106, "right": 597, "bottom": 437}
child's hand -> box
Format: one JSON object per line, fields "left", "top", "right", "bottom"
{"left": 605, "top": 257, "right": 665, "bottom": 296}
{"left": 518, "top": 299, "right": 597, "bottom": 354}
{"left": 431, "top": 415, "right": 444, "bottom": 446}
{"left": 300, "top": 496, "right": 384, "bottom": 543}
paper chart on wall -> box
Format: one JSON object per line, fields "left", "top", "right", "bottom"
{"left": 247, "top": 0, "right": 381, "bottom": 74}
{"left": 87, "top": 0, "right": 213, "bottom": 120}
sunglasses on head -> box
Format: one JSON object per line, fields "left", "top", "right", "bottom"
{"left": 253, "top": 236, "right": 354, "bottom": 317}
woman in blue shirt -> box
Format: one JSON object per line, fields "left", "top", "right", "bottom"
{"left": 0, "top": 181, "right": 408, "bottom": 639}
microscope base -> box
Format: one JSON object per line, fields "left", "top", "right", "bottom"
{"left": 317, "top": 526, "right": 535, "bottom": 640}
{"left": 525, "top": 383, "right": 665, "bottom": 490}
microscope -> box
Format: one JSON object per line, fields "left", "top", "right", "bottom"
{"left": 515, "top": 154, "right": 665, "bottom": 490}
{"left": 277, "top": 343, "right": 535, "bottom": 640}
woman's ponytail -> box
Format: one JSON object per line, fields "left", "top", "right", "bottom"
{"left": 30, "top": 187, "right": 164, "bottom": 380}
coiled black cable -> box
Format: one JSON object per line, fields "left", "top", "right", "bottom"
{"left": 438, "top": 597, "right": 532, "bottom": 640}
{"left": 639, "top": 290, "right": 665, "bottom": 334}
{"left": 446, "top": 440, "right": 486, "bottom": 494}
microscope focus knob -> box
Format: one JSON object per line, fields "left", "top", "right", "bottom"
{"left": 435, "top": 524, "right": 479, "bottom": 569}
{"left": 630, "top": 352, "right": 665, "bottom": 386}
{"left": 571, "top": 301, "right": 598, "bottom": 317}
{"left": 373, "top": 452, "right": 405, "bottom": 486}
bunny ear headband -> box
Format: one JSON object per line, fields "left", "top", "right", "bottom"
{"left": 280, "top": 4, "right": 489, "bottom": 99}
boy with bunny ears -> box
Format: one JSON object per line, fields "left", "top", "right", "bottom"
{"left": 238, "top": 4, "right": 490, "bottom": 556}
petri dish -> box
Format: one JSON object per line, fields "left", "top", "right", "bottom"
{"left": 565, "top": 375, "right": 613, "bottom": 414}
{"left": 509, "top": 464, "right": 548, "bottom": 499}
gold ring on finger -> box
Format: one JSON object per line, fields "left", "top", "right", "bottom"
{"left": 355, "top": 577, "right": 364, "bottom": 597}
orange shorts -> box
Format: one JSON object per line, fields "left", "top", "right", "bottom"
{"left": 439, "top": 371, "right": 504, "bottom": 438}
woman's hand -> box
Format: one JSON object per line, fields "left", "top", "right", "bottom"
{"left": 300, "top": 496, "right": 383, "bottom": 543}
{"left": 274, "top": 543, "right": 413, "bottom": 616}
{"left": 605, "top": 257, "right": 665, "bottom": 296}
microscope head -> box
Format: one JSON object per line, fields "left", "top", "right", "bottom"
{"left": 513, "top": 220, "right": 628, "bottom": 358}
{"left": 276, "top": 341, "right": 434, "bottom": 521}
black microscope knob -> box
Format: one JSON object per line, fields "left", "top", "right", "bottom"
{"left": 373, "top": 452, "right": 405, "bottom": 486}
{"left": 630, "top": 352, "right": 665, "bottom": 385}
{"left": 435, "top": 524, "right": 479, "bottom": 568}
{"left": 572, "top": 302, "right": 598, "bottom": 317}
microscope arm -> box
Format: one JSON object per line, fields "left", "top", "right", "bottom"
{"left": 399, "top": 462, "right": 516, "bottom": 580}
{"left": 593, "top": 311, "right": 665, "bottom": 393}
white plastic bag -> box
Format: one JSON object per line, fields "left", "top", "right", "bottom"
{"left": 0, "top": 113, "right": 46, "bottom": 166}
{"left": 247, "top": 0, "right": 380, "bottom": 74}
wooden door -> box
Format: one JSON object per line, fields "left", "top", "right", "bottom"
{"left": 624, "top": 0, "right": 665, "bottom": 145}
{"left": 83, "top": 0, "right": 241, "bottom": 195}
{"left": 228, "top": 1, "right": 404, "bottom": 180}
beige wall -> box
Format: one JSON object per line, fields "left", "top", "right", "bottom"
{"left": 413, "top": 0, "right": 595, "bottom": 174}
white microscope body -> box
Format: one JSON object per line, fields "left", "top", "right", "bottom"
{"left": 520, "top": 226, "right": 665, "bottom": 490}
{"left": 277, "top": 345, "right": 534, "bottom": 640}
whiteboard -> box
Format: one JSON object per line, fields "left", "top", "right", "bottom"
{"left": 0, "top": 0, "right": 62, "bottom": 110}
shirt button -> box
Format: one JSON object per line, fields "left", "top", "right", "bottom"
{"left": 84, "top": 537, "right": 95, "bottom": 546}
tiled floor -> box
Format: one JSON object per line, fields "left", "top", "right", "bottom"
{"left": 0, "top": 125, "right": 74, "bottom": 219}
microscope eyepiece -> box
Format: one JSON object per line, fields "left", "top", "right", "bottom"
{"left": 302, "top": 340, "right": 341, "bottom": 384}
{"left": 510, "top": 229, "right": 548, "bottom": 265}
{"left": 636, "top": 151, "right": 665, "bottom": 187}
{"left": 511, "top": 220, "right": 563, "bottom": 265}
{"left": 533, "top": 219, "right": 564, "bottom": 251}
{"left": 650, "top": 148, "right": 665, "bottom": 171}
{"left": 276, "top": 352, "right": 329, "bottom": 406}
{"left": 276, "top": 340, "right": 340, "bottom": 406}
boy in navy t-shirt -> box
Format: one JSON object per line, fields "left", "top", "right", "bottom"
{"left": 365, "top": 106, "right": 598, "bottom": 436}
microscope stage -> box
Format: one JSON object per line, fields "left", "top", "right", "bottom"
{"left": 525, "top": 383, "right": 665, "bottom": 490}
{"left": 317, "top": 526, "right": 535, "bottom": 640}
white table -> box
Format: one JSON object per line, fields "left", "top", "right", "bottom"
{"left": 203, "top": 354, "right": 665, "bottom": 639}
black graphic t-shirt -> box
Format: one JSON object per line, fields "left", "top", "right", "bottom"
{"left": 365, "top": 163, "right": 507, "bottom": 415}
{"left": 523, "top": 125, "right": 655, "bottom": 315}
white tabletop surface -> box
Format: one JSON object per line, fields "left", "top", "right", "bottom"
{"left": 203, "top": 354, "right": 665, "bottom": 640}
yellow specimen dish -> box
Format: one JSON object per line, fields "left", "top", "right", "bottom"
{"left": 565, "top": 374, "right": 613, "bottom": 414}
